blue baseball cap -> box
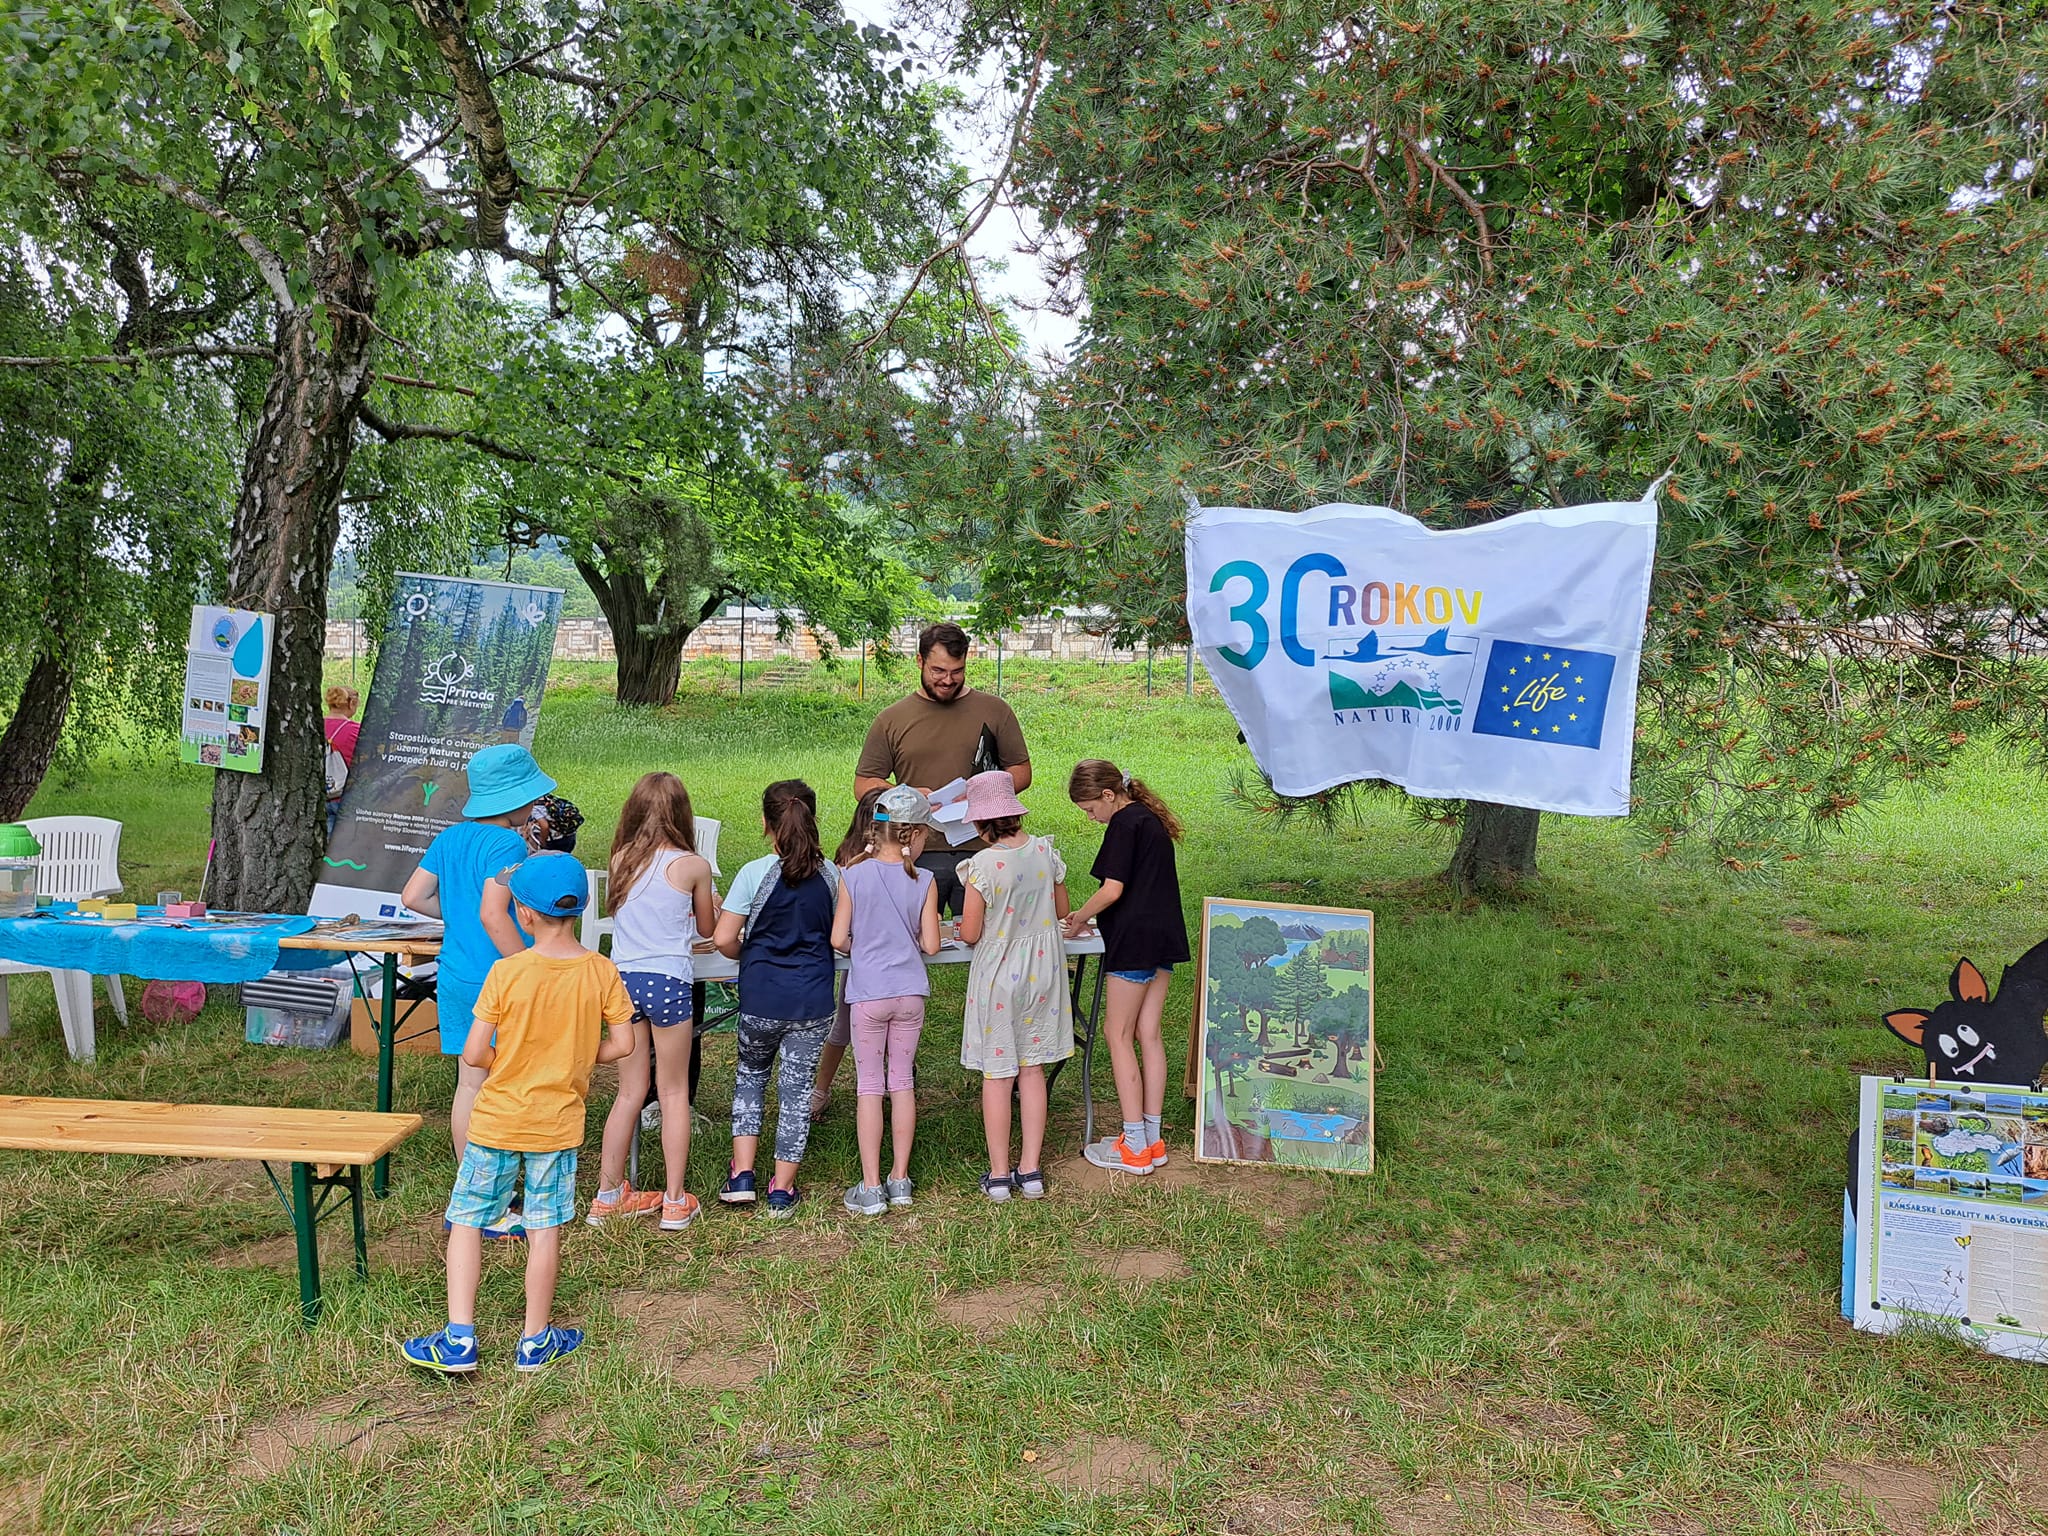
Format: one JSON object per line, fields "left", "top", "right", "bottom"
{"left": 462, "top": 743, "right": 556, "bottom": 818}
{"left": 507, "top": 851, "right": 588, "bottom": 917}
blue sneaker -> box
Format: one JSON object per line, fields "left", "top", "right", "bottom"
{"left": 515, "top": 1325, "right": 584, "bottom": 1373}
{"left": 764, "top": 1186, "right": 802, "bottom": 1219}
{"left": 401, "top": 1326, "right": 478, "bottom": 1374}
{"left": 719, "top": 1168, "right": 757, "bottom": 1205}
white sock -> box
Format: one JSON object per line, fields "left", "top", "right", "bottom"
{"left": 1143, "top": 1114, "right": 1161, "bottom": 1146}
{"left": 596, "top": 1184, "right": 623, "bottom": 1201}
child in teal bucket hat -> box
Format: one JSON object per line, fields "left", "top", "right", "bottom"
{"left": 402, "top": 744, "right": 558, "bottom": 1236}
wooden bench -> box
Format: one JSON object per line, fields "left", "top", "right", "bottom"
{"left": 0, "top": 1096, "right": 423, "bottom": 1326}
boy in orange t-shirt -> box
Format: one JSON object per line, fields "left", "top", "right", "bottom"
{"left": 403, "top": 851, "right": 637, "bottom": 1374}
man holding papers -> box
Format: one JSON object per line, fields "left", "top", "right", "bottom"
{"left": 855, "top": 622, "right": 1031, "bottom": 915}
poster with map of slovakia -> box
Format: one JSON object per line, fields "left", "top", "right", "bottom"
{"left": 1194, "top": 898, "right": 1373, "bottom": 1175}
{"left": 1849, "top": 1076, "right": 2048, "bottom": 1363}
{"left": 1185, "top": 493, "right": 1657, "bottom": 816}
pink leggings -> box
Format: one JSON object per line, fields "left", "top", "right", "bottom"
{"left": 849, "top": 995, "right": 925, "bottom": 1094}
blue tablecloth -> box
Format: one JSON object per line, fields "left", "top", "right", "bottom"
{"left": 0, "top": 905, "right": 319, "bottom": 984}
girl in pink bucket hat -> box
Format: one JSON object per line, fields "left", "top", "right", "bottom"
{"left": 957, "top": 770, "right": 1072, "bottom": 1201}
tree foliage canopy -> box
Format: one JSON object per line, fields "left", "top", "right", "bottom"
{"left": 0, "top": 0, "right": 975, "bottom": 895}
{"left": 949, "top": 0, "right": 2048, "bottom": 856}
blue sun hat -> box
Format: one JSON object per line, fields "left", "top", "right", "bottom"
{"left": 507, "top": 851, "right": 588, "bottom": 917}
{"left": 463, "top": 743, "right": 556, "bottom": 818}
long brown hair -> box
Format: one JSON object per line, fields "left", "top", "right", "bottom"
{"left": 1068, "top": 758, "right": 1183, "bottom": 840}
{"left": 764, "top": 779, "right": 823, "bottom": 882}
{"left": 835, "top": 786, "right": 885, "bottom": 867}
{"left": 609, "top": 772, "right": 698, "bottom": 914}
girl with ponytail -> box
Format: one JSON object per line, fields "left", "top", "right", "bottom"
{"left": 711, "top": 780, "right": 841, "bottom": 1216}
{"left": 1064, "top": 760, "right": 1190, "bottom": 1175}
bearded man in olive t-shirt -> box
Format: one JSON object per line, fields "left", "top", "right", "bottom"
{"left": 854, "top": 621, "right": 1030, "bottom": 916}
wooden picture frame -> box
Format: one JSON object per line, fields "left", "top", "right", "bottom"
{"left": 1187, "top": 897, "right": 1374, "bottom": 1174}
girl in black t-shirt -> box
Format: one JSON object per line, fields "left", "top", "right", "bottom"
{"left": 1064, "top": 759, "right": 1190, "bottom": 1175}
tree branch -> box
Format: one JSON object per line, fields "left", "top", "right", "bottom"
{"left": 852, "top": 22, "right": 1053, "bottom": 358}
{"left": 93, "top": 153, "right": 298, "bottom": 311}
{"left": 408, "top": 0, "right": 523, "bottom": 250}
{"left": 0, "top": 344, "right": 273, "bottom": 368}
{"left": 1402, "top": 134, "right": 1495, "bottom": 284}
{"left": 358, "top": 403, "right": 538, "bottom": 463}
{"left": 377, "top": 372, "right": 479, "bottom": 398}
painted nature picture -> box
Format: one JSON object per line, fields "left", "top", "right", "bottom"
{"left": 1195, "top": 898, "right": 1374, "bottom": 1173}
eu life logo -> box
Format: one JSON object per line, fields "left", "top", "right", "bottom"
{"left": 1472, "top": 643, "right": 1614, "bottom": 750}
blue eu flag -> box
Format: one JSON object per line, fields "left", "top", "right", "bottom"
{"left": 1471, "top": 641, "right": 1616, "bottom": 750}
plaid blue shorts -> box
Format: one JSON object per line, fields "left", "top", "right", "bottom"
{"left": 446, "top": 1142, "right": 578, "bottom": 1231}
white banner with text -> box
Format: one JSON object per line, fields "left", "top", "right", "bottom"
{"left": 1185, "top": 493, "right": 1658, "bottom": 816}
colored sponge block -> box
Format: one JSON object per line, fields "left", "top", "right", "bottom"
{"left": 164, "top": 901, "right": 208, "bottom": 918}
{"left": 99, "top": 903, "right": 139, "bottom": 921}
{"left": 75, "top": 899, "right": 107, "bottom": 914}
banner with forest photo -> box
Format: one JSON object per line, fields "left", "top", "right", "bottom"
{"left": 310, "top": 574, "right": 563, "bottom": 918}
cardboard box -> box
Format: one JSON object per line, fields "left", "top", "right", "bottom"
{"left": 350, "top": 996, "right": 443, "bottom": 1057}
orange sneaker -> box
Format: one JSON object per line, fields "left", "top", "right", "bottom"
{"left": 585, "top": 1184, "right": 662, "bottom": 1225}
{"left": 1146, "top": 1139, "right": 1168, "bottom": 1169}
{"left": 660, "top": 1192, "right": 702, "bottom": 1232}
{"left": 1084, "top": 1134, "right": 1155, "bottom": 1174}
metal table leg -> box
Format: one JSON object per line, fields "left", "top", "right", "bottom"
{"left": 289, "top": 1160, "right": 322, "bottom": 1327}
{"left": 1078, "top": 958, "right": 1106, "bottom": 1148}
{"left": 373, "top": 953, "right": 397, "bottom": 1198}
{"left": 347, "top": 1166, "right": 368, "bottom": 1279}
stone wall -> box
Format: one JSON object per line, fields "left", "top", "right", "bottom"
{"left": 324, "top": 612, "right": 1192, "bottom": 666}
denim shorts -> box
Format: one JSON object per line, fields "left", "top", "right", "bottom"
{"left": 446, "top": 1143, "right": 577, "bottom": 1230}
{"left": 622, "top": 970, "right": 694, "bottom": 1029}
{"left": 1109, "top": 967, "right": 1171, "bottom": 984}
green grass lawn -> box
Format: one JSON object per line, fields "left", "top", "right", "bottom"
{"left": 5, "top": 657, "right": 2048, "bottom": 1534}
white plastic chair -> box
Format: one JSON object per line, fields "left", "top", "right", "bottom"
{"left": 577, "top": 820, "right": 721, "bottom": 954}
{"left": 0, "top": 815, "right": 126, "bottom": 1059}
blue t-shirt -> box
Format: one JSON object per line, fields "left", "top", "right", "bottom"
{"left": 419, "top": 820, "right": 531, "bottom": 991}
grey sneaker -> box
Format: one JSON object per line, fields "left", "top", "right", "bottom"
{"left": 842, "top": 1182, "right": 886, "bottom": 1217}
{"left": 884, "top": 1176, "right": 914, "bottom": 1208}
{"left": 979, "top": 1172, "right": 1012, "bottom": 1204}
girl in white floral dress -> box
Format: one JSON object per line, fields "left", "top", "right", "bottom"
{"left": 958, "top": 770, "right": 1072, "bottom": 1202}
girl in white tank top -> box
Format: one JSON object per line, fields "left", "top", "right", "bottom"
{"left": 589, "top": 775, "right": 718, "bottom": 1231}
{"left": 610, "top": 849, "right": 699, "bottom": 982}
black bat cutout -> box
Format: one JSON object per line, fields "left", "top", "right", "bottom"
{"left": 1884, "top": 937, "right": 2048, "bottom": 1087}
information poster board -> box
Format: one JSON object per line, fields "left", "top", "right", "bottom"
{"left": 179, "top": 606, "right": 273, "bottom": 773}
{"left": 310, "top": 574, "right": 563, "bottom": 919}
{"left": 1191, "top": 897, "right": 1374, "bottom": 1174}
{"left": 1848, "top": 1075, "right": 2048, "bottom": 1363}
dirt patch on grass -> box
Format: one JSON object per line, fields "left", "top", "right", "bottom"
{"left": 933, "top": 1282, "right": 1056, "bottom": 1331}
{"left": 239, "top": 1386, "right": 466, "bottom": 1475}
{"left": 1032, "top": 1434, "right": 1171, "bottom": 1496}
{"left": 1994, "top": 1428, "right": 2048, "bottom": 1513}
{"left": 222, "top": 1232, "right": 302, "bottom": 1272}
{"left": 748, "top": 1226, "right": 853, "bottom": 1264}
{"left": 1214, "top": 1490, "right": 1344, "bottom": 1534}
{"left": 142, "top": 1159, "right": 265, "bottom": 1202}
{"left": 1049, "top": 1152, "right": 1327, "bottom": 1217}
{"left": 611, "top": 1280, "right": 772, "bottom": 1390}
{"left": 1083, "top": 1244, "right": 1189, "bottom": 1284}
{"left": 371, "top": 1212, "right": 447, "bottom": 1272}
{"left": 1819, "top": 1461, "right": 1942, "bottom": 1534}
{"left": 1375, "top": 1481, "right": 1599, "bottom": 1536}
{"left": 1476, "top": 1396, "right": 1597, "bottom": 1446}
{"left": 0, "top": 1477, "right": 42, "bottom": 1533}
